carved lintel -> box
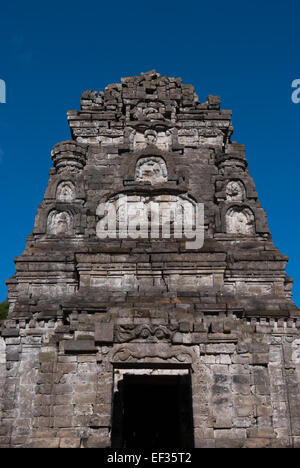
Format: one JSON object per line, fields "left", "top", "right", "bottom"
{"left": 110, "top": 343, "right": 198, "bottom": 367}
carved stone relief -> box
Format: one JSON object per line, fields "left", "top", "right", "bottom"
{"left": 47, "top": 210, "right": 72, "bottom": 236}
{"left": 56, "top": 181, "right": 75, "bottom": 202}
{"left": 226, "top": 180, "right": 245, "bottom": 202}
{"left": 226, "top": 206, "right": 255, "bottom": 235}
{"left": 110, "top": 344, "right": 197, "bottom": 365}
{"left": 130, "top": 129, "right": 172, "bottom": 151}
{"left": 132, "top": 101, "right": 166, "bottom": 121}
{"left": 135, "top": 156, "right": 168, "bottom": 184}
{"left": 115, "top": 324, "right": 175, "bottom": 343}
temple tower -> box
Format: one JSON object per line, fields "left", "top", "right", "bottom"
{"left": 1, "top": 71, "right": 300, "bottom": 448}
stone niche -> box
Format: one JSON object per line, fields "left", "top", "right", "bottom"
{"left": 135, "top": 156, "right": 168, "bottom": 184}
{"left": 225, "top": 206, "right": 255, "bottom": 235}
{"left": 56, "top": 181, "right": 75, "bottom": 202}
{"left": 47, "top": 210, "right": 72, "bottom": 236}
{"left": 225, "top": 180, "right": 245, "bottom": 202}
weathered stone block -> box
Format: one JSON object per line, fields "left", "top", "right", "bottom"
{"left": 54, "top": 384, "right": 73, "bottom": 394}
{"left": 215, "top": 438, "right": 244, "bottom": 448}
{"left": 243, "top": 438, "right": 272, "bottom": 448}
{"left": 194, "top": 439, "right": 215, "bottom": 448}
{"left": 53, "top": 417, "right": 73, "bottom": 428}
{"left": 206, "top": 343, "right": 235, "bottom": 354}
{"left": 246, "top": 427, "right": 276, "bottom": 438}
{"left": 74, "top": 393, "right": 97, "bottom": 405}
{"left": 172, "top": 332, "right": 183, "bottom": 344}
{"left": 84, "top": 433, "right": 110, "bottom": 448}
{"left": 252, "top": 353, "right": 269, "bottom": 365}
{"left": 60, "top": 438, "right": 81, "bottom": 448}
{"left": 95, "top": 322, "right": 114, "bottom": 344}
{"left": 28, "top": 438, "right": 60, "bottom": 448}
{"left": 53, "top": 405, "right": 74, "bottom": 417}
{"left": 1, "top": 329, "right": 19, "bottom": 337}
{"left": 63, "top": 340, "right": 97, "bottom": 353}
{"left": 39, "top": 351, "right": 56, "bottom": 363}
{"left": 89, "top": 413, "right": 111, "bottom": 427}
{"left": 6, "top": 351, "right": 20, "bottom": 361}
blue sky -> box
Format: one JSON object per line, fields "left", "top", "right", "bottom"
{"left": 0, "top": 0, "right": 299, "bottom": 305}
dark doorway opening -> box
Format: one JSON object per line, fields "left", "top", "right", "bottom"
{"left": 111, "top": 374, "right": 194, "bottom": 448}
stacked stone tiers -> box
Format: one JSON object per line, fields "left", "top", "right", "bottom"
{"left": 1, "top": 71, "right": 299, "bottom": 448}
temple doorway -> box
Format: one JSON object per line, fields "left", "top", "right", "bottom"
{"left": 111, "top": 373, "right": 194, "bottom": 448}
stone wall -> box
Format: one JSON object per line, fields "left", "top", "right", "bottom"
{"left": 0, "top": 70, "right": 299, "bottom": 448}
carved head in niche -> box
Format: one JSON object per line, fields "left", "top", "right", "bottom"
{"left": 135, "top": 156, "right": 168, "bottom": 184}
{"left": 47, "top": 211, "right": 72, "bottom": 236}
{"left": 56, "top": 181, "right": 75, "bottom": 202}
{"left": 226, "top": 180, "right": 245, "bottom": 202}
{"left": 144, "top": 129, "right": 157, "bottom": 145}
{"left": 226, "top": 206, "right": 255, "bottom": 236}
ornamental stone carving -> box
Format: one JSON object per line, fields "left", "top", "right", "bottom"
{"left": 226, "top": 180, "right": 245, "bottom": 202}
{"left": 130, "top": 128, "right": 172, "bottom": 151}
{"left": 135, "top": 156, "right": 168, "bottom": 184}
{"left": 47, "top": 210, "right": 72, "bottom": 236}
{"left": 56, "top": 181, "right": 75, "bottom": 202}
{"left": 226, "top": 206, "right": 255, "bottom": 235}
{"left": 115, "top": 324, "right": 174, "bottom": 343}
{"left": 111, "top": 344, "right": 197, "bottom": 365}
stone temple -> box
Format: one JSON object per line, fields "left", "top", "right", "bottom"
{"left": 1, "top": 70, "right": 300, "bottom": 448}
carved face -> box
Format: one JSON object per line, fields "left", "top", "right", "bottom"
{"left": 141, "top": 161, "right": 162, "bottom": 181}
{"left": 226, "top": 181, "right": 244, "bottom": 201}
{"left": 130, "top": 126, "right": 173, "bottom": 151}
{"left": 135, "top": 157, "right": 168, "bottom": 184}
{"left": 144, "top": 130, "right": 157, "bottom": 144}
